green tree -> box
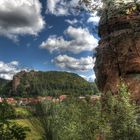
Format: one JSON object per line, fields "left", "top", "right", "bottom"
{"left": 31, "top": 98, "right": 102, "bottom": 140}
{"left": 0, "top": 100, "right": 16, "bottom": 120}
{"left": 102, "top": 83, "right": 140, "bottom": 140}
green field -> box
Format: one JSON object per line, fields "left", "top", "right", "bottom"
{"left": 15, "top": 119, "right": 42, "bottom": 140}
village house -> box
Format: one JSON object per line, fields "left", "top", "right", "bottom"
{"left": 59, "top": 95, "right": 67, "bottom": 101}
{"left": 0, "top": 97, "right": 3, "bottom": 103}
{"left": 6, "top": 98, "right": 17, "bottom": 105}
{"left": 90, "top": 95, "right": 101, "bottom": 103}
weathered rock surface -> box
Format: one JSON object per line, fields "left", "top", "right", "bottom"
{"left": 12, "top": 70, "right": 34, "bottom": 93}
{"left": 95, "top": 2, "right": 140, "bottom": 101}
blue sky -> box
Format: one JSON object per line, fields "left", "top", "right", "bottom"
{"left": 0, "top": 0, "right": 99, "bottom": 81}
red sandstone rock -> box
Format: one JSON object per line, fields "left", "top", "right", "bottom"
{"left": 95, "top": 2, "right": 140, "bottom": 101}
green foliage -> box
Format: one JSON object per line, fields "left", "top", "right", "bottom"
{"left": 2, "top": 71, "right": 98, "bottom": 97}
{"left": 0, "top": 123, "right": 30, "bottom": 140}
{"left": 0, "top": 102, "right": 30, "bottom": 140}
{"left": 31, "top": 98, "right": 102, "bottom": 140}
{"left": 14, "top": 119, "right": 42, "bottom": 140}
{"left": 101, "top": 83, "right": 140, "bottom": 140}
{"left": 54, "top": 99, "right": 101, "bottom": 140}
{"left": 0, "top": 78, "right": 8, "bottom": 88}
{"left": 0, "top": 101, "right": 16, "bottom": 120}
{"left": 0, "top": 78, "right": 9, "bottom": 96}
{"left": 30, "top": 82, "right": 140, "bottom": 140}
{"left": 15, "top": 107, "right": 32, "bottom": 118}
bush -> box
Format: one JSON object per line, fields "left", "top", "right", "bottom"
{"left": 0, "top": 101, "right": 30, "bottom": 140}
{"left": 0, "top": 101, "right": 16, "bottom": 120}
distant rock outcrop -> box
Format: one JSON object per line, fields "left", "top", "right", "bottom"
{"left": 95, "top": 2, "right": 140, "bottom": 101}
{"left": 12, "top": 70, "right": 35, "bottom": 93}
{"left": 12, "top": 71, "right": 25, "bottom": 93}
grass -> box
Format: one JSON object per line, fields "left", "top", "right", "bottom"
{"left": 14, "top": 119, "right": 42, "bottom": 140}
{"left": 15, "top": 107, "right": 31, "bottom": 117}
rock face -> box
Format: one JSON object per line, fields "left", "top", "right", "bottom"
{"left": 12, "top": 71, "right": 32, "bottom": 93}
{"left": 95, "top": 2, "right": 140, "bottom": 101}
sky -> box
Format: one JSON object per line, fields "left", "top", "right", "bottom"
{"left": 0, "top": 0, "right": 100, "bottom": 81}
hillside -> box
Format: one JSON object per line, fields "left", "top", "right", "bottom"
{"left": 0, "top": 78, "right": 9, "bottom": 90}
{"left": 0, "top": 78, "right": 8, "bottom": 85}
{"left": 1, "top": 71, "right": 98, "bottom": 97}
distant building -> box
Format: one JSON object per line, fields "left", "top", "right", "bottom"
{"left": 0, "top": 97, "right": 2, "bottom": 103}
{"left": 6, "top": 98, "right": 17, "bottom": 105}
{"left": 79, "top": 96, "right": 85, "bottom": 100}
{"left": 46, "top": 96, "right": 53, "bottom": 100}
{"left": 59, "top": 95, "right": 67, "bottom": 101}
{"left": 90, "top": 95, "right": 100, "bottom": 102}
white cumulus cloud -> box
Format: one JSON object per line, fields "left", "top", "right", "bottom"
{"left": 40, "top": 26, "right": 98, "bottom": 54}
{"left": 0, "top": 61, "right": 27, "bottom": 80}
{"left": 0, "top": 61, "right": 20, "bottom": 80}
{"left": 65, "top": 19, "right": 78, "bottom": 25}
{"left": 87, "top": 12, "right": 100, "bottom": 25}
{"left": 46, "top": 0, "right": 79, "bottom": 16}
{"left": 0, "top": 0, "right": 45, "bottom": 40}
{"left": 53, "top": 55, "right": 95, "bottom": 71}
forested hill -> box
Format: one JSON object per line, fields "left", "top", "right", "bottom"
{"left": 0, "top": 78, "right": 8, "bottom": 85}
{"left": 0, "top": 78, "right": 9, "bottom": 95}
{"left": 0, "top": 71, "right": 99, "bottom": 97}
